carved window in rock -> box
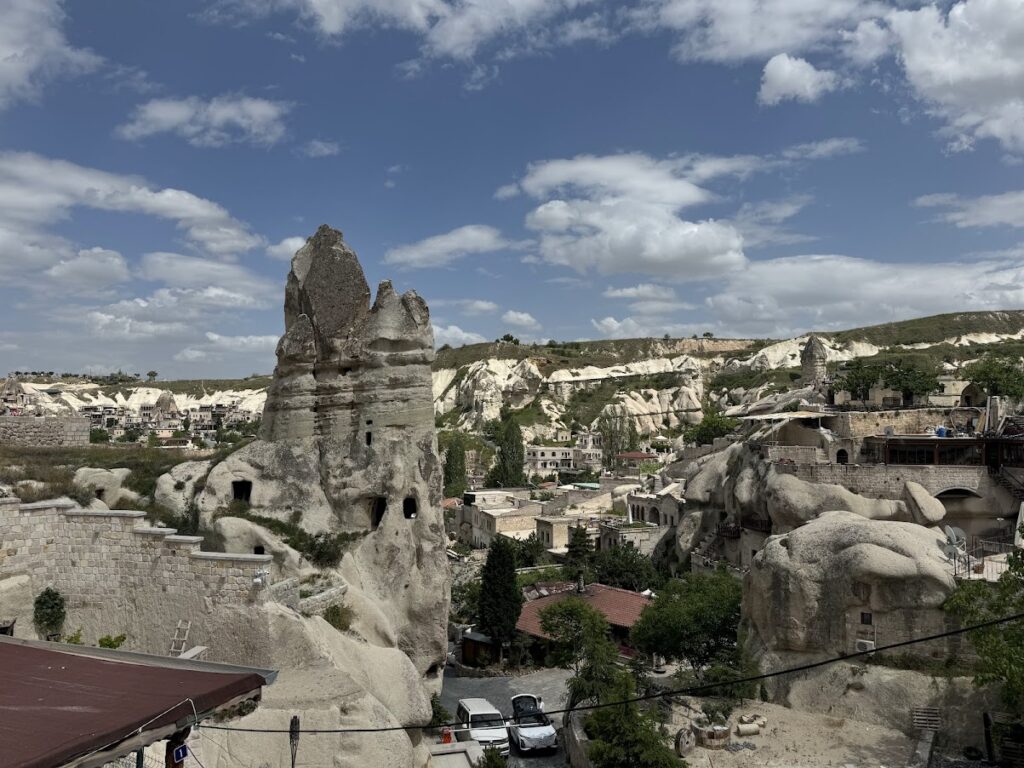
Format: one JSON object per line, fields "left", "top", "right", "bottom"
{"left": 254, "top": 545, "right": 265, "bottom": 555}
{"left": 232, "top": 480, "right": 252, "bottom": 503}
{"left": 403, "top": 497, "right": 418, "bottom": 519}
{"left": 836, "top": 449, "right": 849, "bottom": 465}
{"left": 370, "top": 496, "right": 387, "bottom": 528}
{"left": 860, "top": 611, "right": 873, "bottom": 626}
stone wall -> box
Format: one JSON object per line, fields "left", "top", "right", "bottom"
{"left": 298, "top": 584, "right": 349, "bottom": 616}
{"left": 0, "top": 497, "right": 274, "bottom": 656}
{"left": 0, "top": 415, "right": 90, "bottom": 446}
{"left": 773, "top": 462, "right": 991, "bottom": 499}
{"left": 824, "top": 409, "right": 952, "bottom": 439}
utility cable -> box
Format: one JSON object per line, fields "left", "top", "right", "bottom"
{"left": 200, "top": 609, "right": 1024, "bottom": 735}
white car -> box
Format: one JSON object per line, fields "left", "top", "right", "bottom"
{"left": 507, "top": 694, "right": 557, "bottom": 753}
{"left": 455, "top": 698, "right": 509, "bottom": 756}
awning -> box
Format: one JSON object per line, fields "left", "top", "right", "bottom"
{"left": 0, "top": 636, "right": 275, "bottom": 768}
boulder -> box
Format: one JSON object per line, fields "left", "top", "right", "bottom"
{"left": 213, "top": 517, "right": 313, "bottom": 580}
{"left": 744, "top": 511, "right": 954, "bottom": 658}
{"left": 73, "top": 467, "right": 135, "bottom": 507}
{"left": 903, "top": 481, "right": 946, "bottom": 525}
{"left": 154, "top": 460, "right": 211, "bottom": 516}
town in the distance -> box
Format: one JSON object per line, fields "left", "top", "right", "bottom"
{"left": 5, "top": 227, "right": 1024, "bottom": 767}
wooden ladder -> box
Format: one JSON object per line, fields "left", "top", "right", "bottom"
{"left": 169, "top": 620, "right": 191, "bottom": 657}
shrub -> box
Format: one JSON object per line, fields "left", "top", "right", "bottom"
{"left": 429, "top": 693, "right": 452, "bottom": 727}
{"left": 305, "top": 532, "right": 344, "bottom": 568}
{"left": 98, "top": 633, "right": 127, "bottom": 649}
{"left": 323, "top": 604, "right": 354, "bottom": 632}
{"left": 64, "top": 628, "right": 83, "bottom": 644}
{"left": 33, "top": 587, "right": 66, "bottom": 638}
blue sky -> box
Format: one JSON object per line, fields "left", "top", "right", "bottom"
{"left": 2, "top": 0, "right": 1023, "bottom": 377}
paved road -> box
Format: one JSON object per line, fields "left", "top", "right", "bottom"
{"left": 440, "top": 667, "right": 572, "bottom": 767}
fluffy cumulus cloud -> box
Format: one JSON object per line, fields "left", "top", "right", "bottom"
{"left": 117, "top": 94, "right": 292, "bottom": 147}
{"left": 430, "top": 298, "right": 499, "bottom": 315}
{"left": 915, "top": 191, "right": 1024, "bottom": 228}
{"left": 0, "top": 151, "right": 264, "bottom": 264}
{"left": 175, "top": 331, "right": 279, "bottom": 363}
{"left": 888, "top": 0, "right": 1024, "bottom": 155}
{"left": 502, "top": 309, "right": 540, "bottom": 330}
{"left": 45, "top": 247, "right": 131, "bottom": 291}
{"left": 384, "top": 224, "right": 519, "bottom": 268}
{"left": 266, "top": 235, "right": 307, "bottom": 259}
{"left": 137, "top": 252, "right": 277, "bottom": 303}
{"left": 758, "top": 53, "right": 840, "bottom": 106}
{"left": 705, "top": 254, "right": 1024, "bottom": 336}
{"left": 433, "top": 323, "right": 486, "bottom": 346}
{"left": 513, "top": 152, "right": 743, "bottom": 277}
{"left": 603, "top": 283, "right": 694, "bottom": 315}
{"left": 0, "top": 0, "right": 101, "bottom": 110}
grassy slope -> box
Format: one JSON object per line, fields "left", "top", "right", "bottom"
{"left": 829, "top": 310, "right": 1024, "bottom": 347}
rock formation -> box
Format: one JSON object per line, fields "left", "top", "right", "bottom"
{"left": 195, "top": 224, "right": 450, "bottom": 675}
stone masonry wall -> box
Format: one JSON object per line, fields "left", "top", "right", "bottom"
{"left": 773, "top": 462, "right": 991, "bottom": 499}
{"left": 0, "top": 416, "right": 90, "bottom": 446}
{"left": 0, "top": 497, "right": 274, "bottom": 656}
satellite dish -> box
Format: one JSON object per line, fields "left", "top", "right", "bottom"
{"left": 951, "top": 526, "right": 968, "bottom": 543}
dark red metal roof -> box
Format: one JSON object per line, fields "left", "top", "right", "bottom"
{"left": 516, "top": 582, "right": 652, "bottom": 640}
{"left": 1, "top": 641, "right": 266, "bottom": 768}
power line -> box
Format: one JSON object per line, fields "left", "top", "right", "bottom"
{"left": 200, "top": 609, "right": 1024, "bottom": 736}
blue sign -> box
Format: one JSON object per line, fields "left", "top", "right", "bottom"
{"left": 173, "top": 745, "right": 189, "bottom": 764}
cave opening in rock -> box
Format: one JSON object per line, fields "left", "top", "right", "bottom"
{"left": 253, "top": 545, "right": 265, "bottom": 555}
{"left": 403, "top": 497, "right": 418, "bottom": 519}
{"left": 836, "top": 449, "right": 849, "bottom": 465}
{"left": 94, "top": 488, "right": 105, "bottom": 501}
{"left": 365, "top": 431, "right": 372, "bottom": 447}
{"left": 370, "top": 496, "right": 387, "bottom": 528}
{"left": 232, "top": 480, "right": 253, "bottom": 503}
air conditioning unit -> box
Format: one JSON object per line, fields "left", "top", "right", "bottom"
{"left": 855, "top": 639, "right": 876, "bottom": 652}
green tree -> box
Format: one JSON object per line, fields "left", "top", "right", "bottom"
{"left": 963, "top": 355, "right": 1024, "bottom": 399}
{"left": 33, "top": 587, "right": 66, "bottom": 638}
{"left": 508, "top": 533, "right": 546, "bottom": 568}
{"left": 631, "top": 570, "right": 742, "bottom": 674}
{"left": 146, "top": 370, "right": 158, "bottom": 382}
{"left": 89, "top": 428, "right": 110, "bottom": 444}
{"left": 477, "top": 537, "right": 523, "bottom": 657}
{"left": 881, "top": 358, "right": 940, "bottom": 405}
{"left": 540, "top": 597, "right": 620, "bottom": 710}
{"left": 443, "top": 433, "right": 468, "bottom": 498}
{"left": 146, "top": 431, "right": 159, "bottom": 447}
{"left": 565, "top": 525, "right": 593, "bottom": 582}
{"left": 591, "top": 547, "right": 660, "bottom": 592}
{"left": 597, "top": 412, "right": 639, "bottom": 469}
{"left": 837, "top": 359, "right": 882, "bottom": 406}
{"left": 118, "top": 426, "right": 142, "bottom": 443}
{"left": 684, "top": 407, "right": 737, "bottom": 446}
{"left": 946, "top": 543, "right": 1024, "bottom": 711}
{"left": 484, "top": 414, "right": 525, "bottom": 488}
{"left": 585, "top": 671, "right": 680, "bottom": 768}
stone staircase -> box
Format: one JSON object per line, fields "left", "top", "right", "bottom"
{"left": 992, "top": 467, "right": 1024, "bottom": 501}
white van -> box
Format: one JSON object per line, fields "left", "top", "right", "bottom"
{"left": 455, "top": 697, "right": 509, "bottom": 756}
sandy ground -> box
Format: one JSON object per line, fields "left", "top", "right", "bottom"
{"left": 674, "top": 700, "right": 915, "bottom": 768}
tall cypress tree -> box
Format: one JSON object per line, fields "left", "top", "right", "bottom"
{"left": 443, "top": 434, "right": 467, "bottom": 498}
{"left": 477, "top": 536, "right": 524, "bottom": 655}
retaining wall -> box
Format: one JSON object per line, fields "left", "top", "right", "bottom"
{"left": 0, "top": 415, "right": 90, "bottom": 446}
{"left": 773, "top": 462, "right": 991, "bottom": 499}
{"left": 0, "top": 497, "right": 274, "bottom": 656}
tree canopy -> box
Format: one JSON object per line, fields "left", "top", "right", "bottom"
{"left": 631, "top": 570, "right": 742, "bottom": 673}
{"left": 881, "top": 358, "right": 940, "bottom": 403}
{"left": 597, "top": 411, "right": 639, "bottom": 468}
{"left": 684, "top": 406, "right": 737, "bottom": 446}
{"left": 565, "top": 525, "right": 593, "bottom": 582}
{"left": 946, "top": 545, "right": 1024, "bottom": 711}
{"left": 585, "top": 672, "right": 681, "bottom": 768}
{"left": 484, "top": 412, "right": 525, "bottom": 488}
{"left": 477, "top": 537, "right": 523, "bottom": 650}
{"left": 836, "top": 359, "right": 881, "bottom": 404}
{"left": 443, "top": 433, "right": 467, "bottom": 498}
{"left": 540, "top": 597, "right": 620, "bottom": 711}
{"left": 963, "top": 355, "right": 1024, "bottom": 399}
{"left": 591, "top": 545, "right": 660, "bottom": 593}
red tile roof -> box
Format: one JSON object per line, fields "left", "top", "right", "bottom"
{"left": 516, "top": 582, "right": 652, "bottom": 640}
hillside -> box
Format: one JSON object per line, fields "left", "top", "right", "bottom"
{"left": 829, "top": 310, "right": 1024, "bottom": 348}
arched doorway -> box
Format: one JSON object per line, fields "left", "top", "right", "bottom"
{"left": 836, "top": 449, "right": 849, "bottom": 465}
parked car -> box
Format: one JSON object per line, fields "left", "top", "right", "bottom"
{"left": 455, "top": 697, "right": 510, "bottom": 756}
{"left": 507, "top": 693, "right": 557, "bottom": 752}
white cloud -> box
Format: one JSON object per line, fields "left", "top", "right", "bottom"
{"left": 781, "top": 137, "right": 864, "bottom": 160}
{"left": 300, "top": 139, "right": 340, "bottom": 157}
{"left": 137, "top": 252, "right": 277, "bottom": 303}
{"left": 430, "top": 298, "right": 499, "bottom": 315}
{"left": 590, "top": 315, "right": 703, "bottom": 339}
{"left": 889, "top": 0, "right": 1024, "bottom": 155}
{"left": 434, "top": 323, "right": 486, "bottom": 347}
{"left": 758, "top": 54, "right": 841, "bottom": 106}
{"left": 0, "top": 151, "right": 263, "bottom": 259}
{"left": 384, "top": 224, "right": 518, "bottom": 268}
{"left": 732, "top": 196, "right": 816, "bottom": 248}
{"left": 915, "top": 191, "right": 1024, "bottom": 228}
{"left": 646, "top": 0, "right": 876, "bottom": 63}
{"left": 266, "top": 235, "right": 307, "bottom": 259}
{"left": 0, "top": 0, "right": 101, "bottom": 110}
{"left": 45, "top": 247, "right": 130, "bottom": 290}
{"left": 841, "top": 19, "right": 892, "bottom": 65}
{"left": 117, "top": 94, "right": 292, "bottom": 147}
{"left": 502, "top": 309, "right": 540, "bottom": 330}
{"left": 204, "top": 331, "right": 279, "bottom": 350}
{"left": 87, "top": 311, "right": 190, "bottom": 340}
{"left": 603, "top": 283, "right": 676, "bottom": 300}
{"left": 706, "top": 253, "right": 1024, "bottom": 336}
